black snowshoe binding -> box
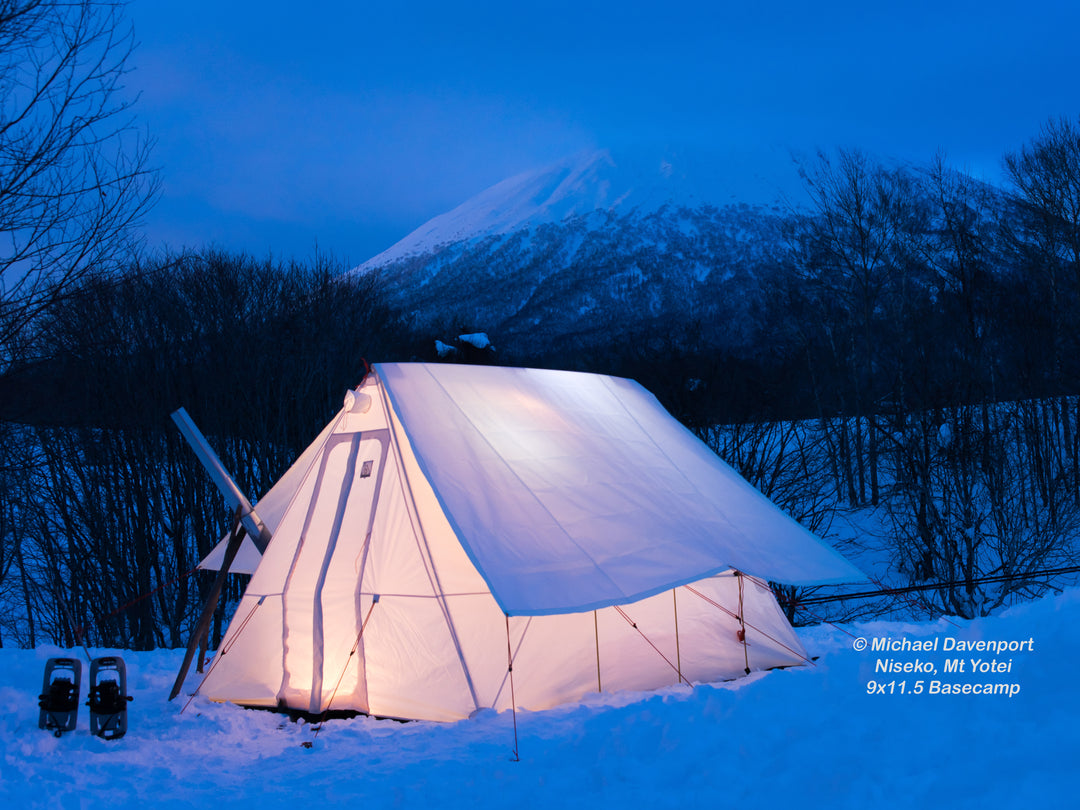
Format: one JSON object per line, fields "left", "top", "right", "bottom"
{"left": 86, "top": 656, "right": 133, "bottom": 740}
{"left": 38, "top": 657, "right": 82, "bottom": 737}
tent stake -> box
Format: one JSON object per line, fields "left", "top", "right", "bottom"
{"left": 169, "top": 509, "right": 246, "bottom": 701}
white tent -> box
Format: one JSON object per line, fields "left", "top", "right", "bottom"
{"left": 193, "top": 363, "right": 862, "bottom": 721}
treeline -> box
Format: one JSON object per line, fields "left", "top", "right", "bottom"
{"left": 759, "top": 128, "right": 1080, "bottom": 524}
{"left": 0, "top": 251, "right": 416, "bottom": 648}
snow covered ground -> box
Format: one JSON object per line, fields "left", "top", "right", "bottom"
{"left": 2, "top": 589, "right": 1076, "bottom": 809}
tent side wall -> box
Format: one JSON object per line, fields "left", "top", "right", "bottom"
{"left": 497, "top": 573, "right": 806, "bottom": 717}
{"left": 357, "top": 573, "right": 807, "bottom": 722}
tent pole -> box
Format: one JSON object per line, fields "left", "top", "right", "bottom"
{"left": 737, "top": 572, "right": 751, "bottom": 675}
{"left": 169, "top": 509, "right": 246, "bottom": 701}
{"left": 171, "top": 408, "right": 271, "bottom": 552}
{"left": 673, "top": 589, "right": 682, "bottom": 684}
{"left": 594, "top": 610, "right": 602, "bottom": 693}
{"left": 505, "top": 614, "right": 520, "bottom": 762}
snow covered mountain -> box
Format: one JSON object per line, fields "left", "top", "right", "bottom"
{"left": 358, "top": 149, "right": 792, "bottom": 357}
{"left": 360, "top": 149, "right": 729, "bottom": 267}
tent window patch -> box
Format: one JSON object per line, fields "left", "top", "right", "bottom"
{"left": 360, "top": 460, "right": 373, "bottom": 478}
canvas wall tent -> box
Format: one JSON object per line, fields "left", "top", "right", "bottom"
{"left": 187, "top": 363, "right": 863, "bottom": 722}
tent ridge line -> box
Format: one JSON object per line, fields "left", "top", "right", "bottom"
{"left": 599, "top": 377, "right": 862, "bottom": 584}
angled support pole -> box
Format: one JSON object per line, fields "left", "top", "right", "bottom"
{"left": 170, "top": 407, "right": 271, "bottom": 553}
{"left": 169, "top": 509, "right": 247, "bottom": 701}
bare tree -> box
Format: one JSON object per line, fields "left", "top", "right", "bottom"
{"left": 1003, "top": 116, "right": 1080, "bottom": 499}
{"left": 885, "top": 402, "right": 1078, "bottom": 619}
{"left": 693, "top": 419, "right": 875, "bottom": 625}
{"left": 1003, "top": 116, "right": 1080, "bottom": 299}
{"left": 920, "top": 154, "right": 1000, "bottom": 396}
{"left": 0, "top": 0, "right": 156, "bottom": 366}
{"left": 790, "top": 148, "right": 926, "bottom": 505}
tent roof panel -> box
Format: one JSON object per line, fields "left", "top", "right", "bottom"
{"left": 377, "top": 363, "right": 863, "bottom": 616}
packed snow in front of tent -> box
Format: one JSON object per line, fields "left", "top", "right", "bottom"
{"left": 3, "top": 588, "right": 1077, "bottom": 808}
{"left": 189, "top": 363, "right": 862, "bottom": 721}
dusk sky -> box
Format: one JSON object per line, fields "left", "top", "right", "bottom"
{"left": 128, "top": 0, "right": 1080, "bottom": 264}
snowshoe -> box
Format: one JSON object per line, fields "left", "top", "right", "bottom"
{"left": 86, "top": 656, "right": 133, "bottom": 740}
{"left": 38, "top": 657, "right": 82, "bottom": 737}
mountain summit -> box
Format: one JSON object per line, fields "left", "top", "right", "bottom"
{"left": 360, "top": 149, "right": 723, "bottom": 270}
{"left": 359, "top": 148, "right": 792, "bottom": 357}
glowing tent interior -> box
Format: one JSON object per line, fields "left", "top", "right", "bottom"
{"left": 179, "top": 363, "right": 863, "bottom": 721}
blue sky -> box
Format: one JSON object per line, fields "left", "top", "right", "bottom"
{"left": 128, "top": 0, "right": 1080, "bottom": 263}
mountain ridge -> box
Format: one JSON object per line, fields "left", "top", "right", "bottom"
{"left": 359, "top": 149, "right": 716, "bottom": 269}
{"left": 356, "top": 147, "right": 795, "bottom": 357}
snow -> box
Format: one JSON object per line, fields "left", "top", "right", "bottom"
{"left": 357, "top": 150, "right": 620, "bottom": 268}
{"left": 938, "top": 422, "right": 953, "bottom": 447}
{"left": 457, "top": 333, "right": 492, "bottom": 350}
{"left": 3, "top": 589, "right": 1077, "bottom": 808}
